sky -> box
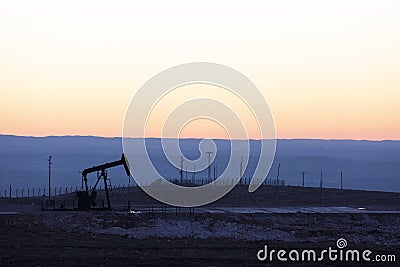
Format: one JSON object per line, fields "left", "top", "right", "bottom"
{"left": 1, "top": 0, "right": 399, "bottom": 140}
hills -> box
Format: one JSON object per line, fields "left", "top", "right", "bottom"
{"left": 0, "top": 135, "right": 399, "bottom": 192}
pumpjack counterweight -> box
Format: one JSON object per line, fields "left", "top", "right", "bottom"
{"left": 79, "top": 153, "right": 130, "bottom": 210}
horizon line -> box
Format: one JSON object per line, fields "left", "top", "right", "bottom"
{"left": 0, "top": 134, "right": 399, "bottom": 142}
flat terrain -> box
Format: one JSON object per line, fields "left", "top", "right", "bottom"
{"left": 0, "top": 185, "right": 399, "bottom": 266}
{"left": 4, "top": 184, "right": 398, "bottom": 212}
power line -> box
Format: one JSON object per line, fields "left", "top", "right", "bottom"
{"left": 240, "top": 157, "right": 243, "bottom": 185}
{"left": 180, "top": 156, "right": 184, "bottom": 183}
{"left": 192, "top": 163, "right": 196, "bottom": 183}
{"left": 340, "top": 171, "right": 343, "bottom": 190}
{"left": 301, "top": 171, "right": 306, "bottom": 187}
{"left": 206, "top": 151, "right": 213, "bottom": 182}
{"left": 48, "top": 155, "right": 52, "bottom": 204}
{"left": 319, "top": 171, "right": 323, "bottom": 205}
{"left": 276, "top": 163, "right": 280, "bottom": 188}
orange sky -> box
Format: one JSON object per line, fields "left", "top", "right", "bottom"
{"left": 1, "top": 1, "right": 399, "bottom": 140}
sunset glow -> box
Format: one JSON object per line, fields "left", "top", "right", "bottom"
{"left": 1, "top": 0, "right": 399, "bottom": 140}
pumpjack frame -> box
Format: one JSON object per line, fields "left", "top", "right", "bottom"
{"left": 80, "top": 153, "right": 130, "bottom": 210}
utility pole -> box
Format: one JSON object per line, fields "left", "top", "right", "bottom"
{"left": 301, "top": 171, "right": 306, "bottom": 187}
{"left": 192, "top": 163, "right": 196, "bottom": 184}
{"left": 340, "top": 171, "right": 343, "bottom": 190}
{"left": 319, "top": 171, "right": 323, "bottom": 205}
{"left": 128, "top": 174, "right": 131, "bottom": 210}
{"left": 78, "top": 171, "right": 83, "bottom": 190}
{"left": 240, "top": 157, "right": 243, "bottom": 185}
{"left": 48, "top": 156, "right": 52, "bottom": 204}
{"left": 192, "top": 164, "right": 196, "bottom": 184}
{"left": 206, "top": 151, "right": 213, "bottom": 182}
{"left": 276, "top": 163, "right": 280, "bottom": 188}
{"left": 180, "top": 156, "right": 183, "bottom": 183}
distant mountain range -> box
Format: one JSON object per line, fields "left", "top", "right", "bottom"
{"left": 0, "top": 135, "right": 399, "bottom": 192}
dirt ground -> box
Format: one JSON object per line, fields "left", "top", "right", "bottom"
{"left": 0, "top": 185, "right": 399, "bottom": 266}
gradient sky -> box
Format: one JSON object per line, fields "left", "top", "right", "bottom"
{"left": 1, "top": 0, "right": 399, "bottom": 140}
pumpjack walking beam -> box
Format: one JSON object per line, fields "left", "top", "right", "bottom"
{"left": 81, "top": 153, "right": 130, "bottom": 209}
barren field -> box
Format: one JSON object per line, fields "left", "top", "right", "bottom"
{"left": 1, "top": 185, "right": 399, "bottom": 266}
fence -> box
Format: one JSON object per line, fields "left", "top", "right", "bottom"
{"left": 0, "top": 185, "right": 80, "bottom": 199}
{"left": 164, "top": 177, "right": 286, "bottom": 187}
{"left": 0, "top": 177, "right": 286, "bottom": 199}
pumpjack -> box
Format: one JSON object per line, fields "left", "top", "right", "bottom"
{"left": 78, "top": 153, "right": 130, "bottom": 210}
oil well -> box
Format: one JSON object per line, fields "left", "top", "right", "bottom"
{"left": 77, "top": 153, "right": 130, "bottom": 210}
